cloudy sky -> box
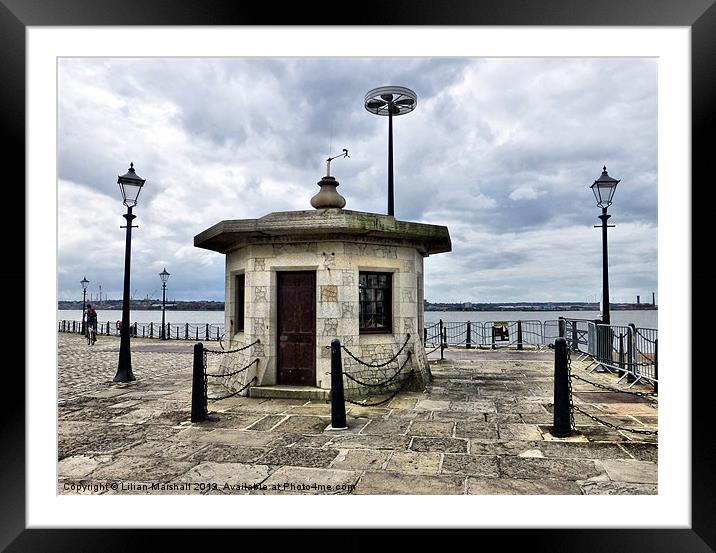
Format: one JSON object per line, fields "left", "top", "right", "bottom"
{"left": 57, "top": 57, "right": 657, "bottom": 304}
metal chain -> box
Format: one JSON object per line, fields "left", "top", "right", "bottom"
{"left": 567, "top": 347, "right": 575, "bottom": 431}
{"left": 566, "top": 347, "right": 657, "bottom": 436}
{"left": 344, "top": 352, "right": 412, "bottom": 388}
{"left": 202, "top": 349, "right": 209, "bottom": 419}
{"left": 345, "top": 371, "right": 415, "bottom": 407}
{"left": 571, "top": 404, "right": 658, "bottom": 436}
{"left": 205, "top": 358, "right": 259, "bottom": 379}
{"left": 570, "top": 373, "right": 658, "bottom": 401}
{"left": 204, "top": 339, "right": 260, "bottom": 355}
{"left": 425, "top": 344, "right": 441, "bottom": 355}
{"left": 341, "top": 334, "right": 411, "bottom": 368}
{"left": 207, "top": 376, "right": 257, "bottom": 401}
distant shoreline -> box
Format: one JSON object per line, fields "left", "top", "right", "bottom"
{"left": 57, "top": 301, "right": 656, "bottom": 312}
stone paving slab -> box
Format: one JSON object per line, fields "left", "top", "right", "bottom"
{"left": 386, "top": 451, "right": 442, "bottom": 474}
{"left": 466, "top": 477, "right": 582, "bottom": 495}
{"left": 56, "top": 333, "right": 658, "bottom": 495}
{"left": 354, "top": 471, "right": 466, "bottom": 495}
{"left": 254, "top": 467, "right": 361, "bottom": 495}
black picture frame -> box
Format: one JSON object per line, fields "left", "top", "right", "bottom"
{"left": 4, "top": 0, "right": 711, "bottom": 550}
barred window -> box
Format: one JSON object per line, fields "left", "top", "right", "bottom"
{"left": 359, "top": 272, "right": 392, "bottom": 333}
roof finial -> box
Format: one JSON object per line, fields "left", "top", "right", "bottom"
{"left": 603, "top": 165, "right": 607, "bottom": 172}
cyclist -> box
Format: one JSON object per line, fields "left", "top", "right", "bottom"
{"left": 86, "top": 304, "right": 98, "bottom": 345}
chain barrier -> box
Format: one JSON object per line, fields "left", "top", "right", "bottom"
{"left": 424, "top": 344, "right": 441, "bottom": 355}
{"left": 204, "top": 339, "right": 260, "bottom": 355}
{"left": 207, "top": 377, "right": 257, "bottom": 401}
{"left": 344, "top": 352, "right": 412, "bottom": 388}
{"left": 341, "top": 334, "right": 411, "bottom": 368}
{"left": 563, "top": 347, "right": 658, "bottom": 436}
{"left": 345, "top": 370, "right": 415, "bottom": 407}
{"left": 566, "top": 348, "right": 575, "bottom": 431}
{"left": 570, "top": 373, "right": 658, "bottom": 401}
{"left": 206, "top": 358, "right": 259, "bottom": 379}
{"left": 571, "top": 404, "right": 658, "bottom": 436}
{"left": 200, "top": 341, "right": 259, "bottom": 411}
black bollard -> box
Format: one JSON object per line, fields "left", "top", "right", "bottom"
{"left": 517, "top": 320, "right": 523, "bottom": 350}
{"left": 466, "top": 321, "right": 472, "bottom": 349}
{"left": 552, "top": 337, "right": 572, "bottom": 437}
{"left": 558, "top": 317, "right": 566, "bottom": 339}
{"left": 191, "top": 343, "right": 206, "bottom": 422}
{"left": 423, "top": 327, "right": 427, "bottom": 346}
{"left": 330, "top": 339, "right": 347, "bottom": 429}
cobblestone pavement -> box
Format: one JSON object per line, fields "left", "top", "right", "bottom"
{"left": 57, "top": 332, "right": 658, "bottom": 495}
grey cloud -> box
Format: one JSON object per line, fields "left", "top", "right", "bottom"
{"left": 57, "top": 57, "right": 657, "bottom": 303}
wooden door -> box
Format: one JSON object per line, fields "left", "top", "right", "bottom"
{"left": 277, "top": 271, "right": 316, "bottom": 385}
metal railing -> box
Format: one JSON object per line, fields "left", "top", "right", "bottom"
{"left": 560, "top": 317, "right": 658, "bottom": 390}
{"left": 422, "top": 319, "right": 552, "bottom": 350}
{"left": 421, "top": 317, "right": 658, "bottom": 389}
{"left": 58, "top": 320, "right": 225, "bottom": 341}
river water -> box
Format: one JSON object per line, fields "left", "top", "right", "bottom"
{"left": 58, "top": 309, "right": 657, "bottom": 329}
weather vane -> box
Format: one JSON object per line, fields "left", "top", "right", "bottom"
{"left": 326, "top": 149, "right": 349, "bottom": 177}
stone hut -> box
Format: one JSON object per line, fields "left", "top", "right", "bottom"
{"left": 194, "top": 174, "right": 451, "bottom": 399}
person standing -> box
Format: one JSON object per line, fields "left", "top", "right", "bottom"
{"left": 86, "top": 304, "right": 98, "bottom": 343}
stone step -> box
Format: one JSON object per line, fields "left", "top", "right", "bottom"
{"left": 249, "top": 385, "right": 330, "bottom": 401}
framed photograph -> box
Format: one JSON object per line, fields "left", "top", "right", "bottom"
{"left": 8, "top": 0, "right": 712, "bottom": 550}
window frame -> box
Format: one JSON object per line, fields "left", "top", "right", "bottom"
{"left": 234, "top": 272, "right": 245, "bottom": 333}
{"left": 358, "top": 271, "right": 393, "bottom": 334}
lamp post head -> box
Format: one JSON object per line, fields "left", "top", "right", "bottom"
{"left": 364, "top": 86, "right": 417, "bottom": 117}
{"left": 118, "top": 162, "right": 146, "bottom": 208}
{"left": 80, "top": 276, "right": 89, "bottom": 291}
{"left": 590, "top": 165, "right": 620, "bottom": 209}
{"left": 159, "top": 267, "right": 171, "bottom": 284}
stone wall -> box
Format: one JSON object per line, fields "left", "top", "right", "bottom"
{"left": 224, "top": 236, "right": 431, "bottom": 392}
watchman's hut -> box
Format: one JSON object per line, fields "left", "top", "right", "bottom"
{"left": 194, "top": 174, "right": 451, "bottom": 399}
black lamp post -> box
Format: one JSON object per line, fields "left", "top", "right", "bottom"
{"left": 114, "top": 162, "right": 145, "bottom": 383}
{"left": 364, "top": 86, "right": 417, "bottom": 217}
{"left": 590, "top": 165, "right": 620, "bottom": 326}
{"left": 80, "top": 276, "right": 89, "bottom": 335}
{"left": 159, "top": 267, "right": 170, "bottom": 340}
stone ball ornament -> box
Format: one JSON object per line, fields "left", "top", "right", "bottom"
{"left": 310, "top": 175, "right": 347, "bottom": 209}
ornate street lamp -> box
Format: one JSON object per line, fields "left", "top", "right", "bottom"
{"left": 365, "top": 86, "right": 417, "bottom": 217}
{"left": 80, "top": 276, "right": 89, "bottom": 335}
{"left": 590, "top": 165, "right": 620, "bottom": 325}
{"left": 159, "top": 267, "right": 170, "bottom": 340}
{"left": 114, "top": 162, "right": 145, "bottom": 382}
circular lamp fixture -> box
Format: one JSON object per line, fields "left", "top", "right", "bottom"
{"left": 364, "top": 86, "right": 417, "bottom": 116}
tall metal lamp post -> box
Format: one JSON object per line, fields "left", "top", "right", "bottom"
{"left": 364, "top": 86, "right": 417, "bottom": 217}
{"left": 159, "top": 267, "right": 170, "bottom": 340}
{"left": 114, "top": 162, "right": 145, "bottom": 383}
{"left": 590, "top": 165, "right": 620, "bottom": 325}
{"left": 80, "top": 276, "right": 89, "bottom": 335}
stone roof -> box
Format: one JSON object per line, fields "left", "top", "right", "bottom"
{"left": 194, "top": 209, "right": 451, "bottom": 256}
